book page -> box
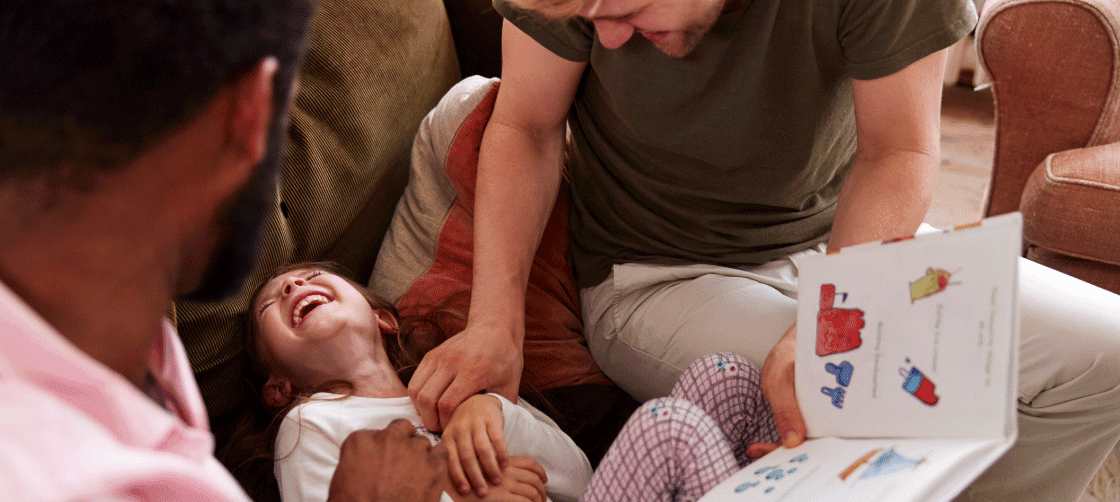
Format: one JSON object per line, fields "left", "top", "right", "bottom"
{"left": 698, "top": 437, "right": 1005, "bottom": 502}
{"left": 794, "top": 214, "right": 1020, "bottom": 440}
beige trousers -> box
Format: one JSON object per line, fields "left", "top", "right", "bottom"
{"left": 581, "top": 247, "right": 1120, "bottom": 502}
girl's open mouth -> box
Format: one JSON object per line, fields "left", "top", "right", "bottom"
{"left": 291, "top": 293, "right": 330, "bottom": 328}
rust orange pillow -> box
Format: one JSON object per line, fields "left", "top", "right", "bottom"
{"left": 370, "top": 77, "right": 609, "bottom": 393}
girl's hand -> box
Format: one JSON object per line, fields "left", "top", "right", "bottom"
{"left": 443, "top": 394, "right": 510, "bottom": 496}
{"left": 482, "top": 456, "right": 547, "bottom": 502}
{"left": 453, "top": 456, "right": 547, "bottom": 502}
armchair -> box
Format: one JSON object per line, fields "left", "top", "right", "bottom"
{"left": 977, "top": 0, "right": 1120, "bottom": 295}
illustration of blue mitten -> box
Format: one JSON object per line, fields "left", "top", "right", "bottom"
{"left": 821, "top": 386, "right": 845, "bottom": 408}
{"left": 825, "top": 361, "right": 854, "bottom": 387}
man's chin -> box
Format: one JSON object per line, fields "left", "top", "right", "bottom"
{"left": 654, "top": 33, "right": 705, "bottom": 58}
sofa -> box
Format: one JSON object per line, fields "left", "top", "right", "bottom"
{"left": 977, "top": 0, "right": 1120, "bottom": 295}
{"left": 171, "top": 0, "right": 503, "bottom": 453}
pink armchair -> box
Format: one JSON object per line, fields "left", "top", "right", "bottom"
{"left": 977, "top": 0, "right": 1120, "bottom": 295}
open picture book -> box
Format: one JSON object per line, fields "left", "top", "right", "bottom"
{"left": 699, "top": 212, "right": 1023, "bottom": 502}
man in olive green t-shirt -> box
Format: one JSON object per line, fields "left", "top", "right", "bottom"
{"left": 404, "top": 1, "right": 1120, "bottom": 501}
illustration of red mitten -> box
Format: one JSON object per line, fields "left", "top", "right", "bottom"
{"left": 816, "top": 284, "right": 865, "bottom": 356}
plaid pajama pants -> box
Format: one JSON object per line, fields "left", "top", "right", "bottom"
{"left": 581, "top": 353, "right": 779, "bottom": 502}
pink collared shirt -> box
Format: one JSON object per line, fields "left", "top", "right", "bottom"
{"left": 0, "top": 281, "right": 249, "bottom": 501}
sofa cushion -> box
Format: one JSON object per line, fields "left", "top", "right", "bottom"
{"left": 1021, "top": 142, "right": 1120, "bottom": 270}
{"left": 371, "top": 76, "right": 611, "bottom": 393}
{"left": 171, "top": 0, "right": 460, "bottom": 447}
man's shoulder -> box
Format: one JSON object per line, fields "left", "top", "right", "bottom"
{"left": 0, "top": 378, "right": 248, "bottom": 502}
{"left": 0, "top": 373, "right": 113, "bottom": 440}
{"left": 0, "top": 378, "right": 120, "bottom": 500}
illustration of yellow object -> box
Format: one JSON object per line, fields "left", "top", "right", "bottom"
{"left": 909, "top": 268, "right": 953, "bottom": 303}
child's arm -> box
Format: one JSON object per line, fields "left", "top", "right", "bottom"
{"left": 442, "top": 394, "right": 511, "bottom": 496}
{"left": 493, "top": 394, "right": 592, "bottom": 502}
{"left": 443, "top": 394, "right": 592, "bottom": 502}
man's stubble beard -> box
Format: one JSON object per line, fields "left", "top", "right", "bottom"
{"left": 179, "top": 75, "right": 295, "bottom": 303}
{"left": 655, "top": 0, "right": 724, "bottom": 58}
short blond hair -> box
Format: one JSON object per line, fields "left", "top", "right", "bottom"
{"left": 507, "top": 0, "right": 589, "bottom": 19}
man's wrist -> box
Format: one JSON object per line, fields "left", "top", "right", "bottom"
{"left": 465, "top": 313, "right": 526, "bottom": 344}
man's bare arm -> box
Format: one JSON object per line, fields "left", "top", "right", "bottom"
{"left": 829, "top": 48, "right": 948, "bottom": 250}
{"left": 409, "top": 20, "right": 587, "bottom": 435}
{"left": 755, "top": 48, "right": 950, "bottom": 457}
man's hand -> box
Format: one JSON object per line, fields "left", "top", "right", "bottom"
{"left": 443, "top": 394, "right": 510, "bottom": 496}
{"left": 328, "top": 419, "right": 449, "bottom": 502}
{"left": 409, "top": 323, "right": 523, "bottom": 432}
{"left": 747, "top": 324, "right": 808, "bottom": 459}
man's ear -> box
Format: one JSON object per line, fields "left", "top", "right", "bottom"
{"left": 262, "top": 375, "right": 294, "bottom": 408}
{"left": 226, "top": 57, "right": 279, "bottom": 168}
{"left": 376, "top": 309, "right": 400, "bottom": 336}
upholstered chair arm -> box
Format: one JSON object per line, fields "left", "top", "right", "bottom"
{"left": 1019, "top": 142, "right": 1120, "bottom": 292}
{"left": 978, "top": 0, "right": 1120, "bottom": 216}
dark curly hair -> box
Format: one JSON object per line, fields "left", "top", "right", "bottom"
{"left": 0, "top": 0, "right": 314, "bottom": 184}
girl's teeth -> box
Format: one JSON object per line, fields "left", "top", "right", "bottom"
{"left": 292, "top": 295, "right": 328, "bottom": 326}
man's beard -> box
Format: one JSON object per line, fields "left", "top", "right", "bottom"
{"left": 653, "top": 2, "right": 723, "bottom": 58}
{"left": 653, "top": 30, "right": 708, "bottom": 58}
{"left": 179, "top": 78, "right": 293, "bottom": 302}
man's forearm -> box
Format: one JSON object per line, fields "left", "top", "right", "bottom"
{"left": 828, "top": 150, "right": 940, "bottom": 251}
{"left": 469, "top": 119, "right": 567, "bottom": 338}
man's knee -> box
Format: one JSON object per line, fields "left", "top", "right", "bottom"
{"left": 1021, "top": 331, "right": 1120, "bottom": 411}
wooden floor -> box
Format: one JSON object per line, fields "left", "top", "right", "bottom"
{"left": 924, "top": 84, "right": 996, "bottom": 229}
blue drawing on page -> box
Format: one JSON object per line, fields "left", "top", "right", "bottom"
{"left": 791, "top": 454, "right": 809, "bottom": 463}
{"left": 826, "top": 361, "right": 854, "bottom": 386}
{"left": 754, "top": 465, "right": 776, "bottom": 475}
{"left": 766, "top": 469, "right": 785, "bottom": 481}
{"left": 735, "top": 481, "right": 759, "bottom": 493}
{"left": 822, "top": 386, "right": 846, "bottom": 408}
{"left": 859, "top": 449, "right": 925, "bottom": 480}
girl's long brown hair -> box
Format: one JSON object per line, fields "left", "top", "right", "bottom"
{"left": 219, "top": 261, "right": 461, "bottom": 501}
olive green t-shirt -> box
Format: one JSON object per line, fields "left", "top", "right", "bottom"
{"left": 494, "top": 0, "right": 977, "bottom": 288}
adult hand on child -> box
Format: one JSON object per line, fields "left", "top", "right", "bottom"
{"left": 409, "top": 321, "right": 524, "bottom": 432}
{"left": 443, "top": 394, "right": 511, "bottom": 496}
{"left": 747, "top": 324, "right": 808, "bottom": 459}
{"left": 327, "top": 419, "right": 449, "bottom": 502}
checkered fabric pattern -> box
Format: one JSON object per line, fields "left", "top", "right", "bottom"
{"left": 671, "top": 353, "right": 780, "bottom": 467}
{"left": 582, "top": 397, "right": 738, "bottom": 502}
{"left": 582, "top": 354, "right": 778, "bottom": 501}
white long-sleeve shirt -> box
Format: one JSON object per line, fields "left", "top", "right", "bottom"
{"left": 274, "top": 393, "right": 591, "bottom": 502}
